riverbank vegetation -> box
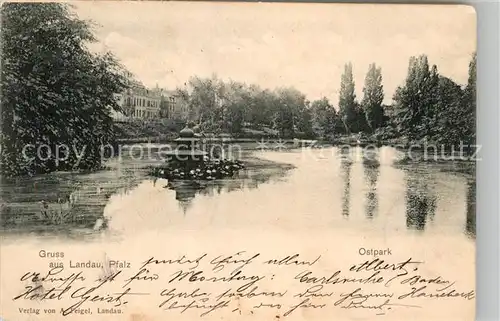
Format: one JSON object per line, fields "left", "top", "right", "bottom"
{"left": 175, "top": 53, "right": 476, "bottom": 149}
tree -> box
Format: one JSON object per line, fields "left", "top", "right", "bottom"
{"left": 186, "top": 75, "right": 223, "bottom": 129}
{"left": 353, "top": 102, "right": 370, "bottom": 134}
{"left": 338, "top": 62, "right": 357, "bottom": 134}
{"left": 1, "top": 3, "right": 129, "bottom": 176}
{"left": 222, "top": 81, "right": 249, "bottom": 134}
{"left": 361, "top": 63, "right": 385, "bottom": 132}
{"left": 274, "top": 87, "right": 306, "bottom": 137}
{"left": 393, "top": 55, "right": 439, "bottom": 140}
{"left": 246, "top": 86, "right": 275, "bottom": 128}
{"left": 176, "top": 76, "right": 314, "bottom": 138}
{"left": 433, "top": 52, "right": 476, "bottom": 146}
{"left": 432, "top": 76, "right": 464, "bottom": 145}
{"left": 463, "top": 52, "right": 476, "bottom": 144}
{"left": 310, "top": 97, "right": 339, "bottom": 137}
{"left": 296, "top": 101, "right": 315, "bottom": 139}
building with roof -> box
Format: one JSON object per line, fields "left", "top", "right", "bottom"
{"left": 159, "top": 89, "right": 189, "bottom": 120}
{"left": 112, "top": 82, "right": 187, "bottom": 122}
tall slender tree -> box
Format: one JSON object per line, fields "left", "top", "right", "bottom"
{"left": 361, "top": 63, "right": 385, "bottom": 132}
{"left": 338, "top": 62, "right": 357, "bottom": 134}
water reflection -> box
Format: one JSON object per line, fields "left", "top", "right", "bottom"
{"left": 174, "top": 185, "right": 197, "bottom": 214}
{"left": 0, "top": 146, "right": 476, "bottom": 241}
{"left": 465, "top": 179, "right": 476, "bottom": 238}
{"left": 163, "top": 166, "right": 291, "bottom": 214}
{"left": 0, "top": 167, "right": 147, "bottom": 230}
{"left": 339, "top": 147, "right": 353, "bottom": 217}
{"left": 362, "top": 148, "right": 380, "bottom": 219}
{"left": 405, "top": 172, "right": 437, "bottom": 231}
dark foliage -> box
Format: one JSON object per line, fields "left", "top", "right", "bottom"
{"left": 1, "top": 3, "right": 129, "bottom": 177}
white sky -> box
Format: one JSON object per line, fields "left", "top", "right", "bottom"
{"left": 73, "top": 2, "right": 476, "bottom": 104}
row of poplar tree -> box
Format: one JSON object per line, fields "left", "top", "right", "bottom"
{"left": 176, "top": 54, "right": 476, "bottom": 148}
{"left": 314, "top": 53, "right": 477, "bottom": 146}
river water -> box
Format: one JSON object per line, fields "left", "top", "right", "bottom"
{"left": 97, "top": 146, "right": 474, "bottom": 239}
{"left": 0, "top": 145, "right": 476, "bottom": 240}
{"left": 0, "top": 145, "right": 476, "bottom": 321}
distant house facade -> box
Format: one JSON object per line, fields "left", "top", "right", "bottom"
{"left": 112, "top": 81, "right": 187, "bottom": 121}
{"left": 159, "top": 90, "right": 189, "bottom": 120}
{"left": 122, "top": 81, "right": 161, "bottom": 119}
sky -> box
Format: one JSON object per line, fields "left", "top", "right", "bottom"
{"left": 73, "top": 2, "right": 476, "bottom": 104}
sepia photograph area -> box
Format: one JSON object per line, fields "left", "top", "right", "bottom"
{"left": 0, "top": 2, "right": 476, "bottom": 321}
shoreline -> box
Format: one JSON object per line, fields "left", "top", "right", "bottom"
{"left": 114, "top": 136, "right": 477, "bottom": 161}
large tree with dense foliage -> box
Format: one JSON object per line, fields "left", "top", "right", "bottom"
{"left": 221, "top": 81, "right": 249, "bottom": 134}
{"left": 310, "top": 97, "right": 340, "bottom": 137}
{"left": 431, "top": 76, "right": 465, "bottom": 145}
{"left": 463, "top": 52, "right": 476, "bottom": 144}
{"left": 274, "top": 87, "right": 306, "bottom": 137}
{"left": 392, "top": 55, "right": 439, "bottom": 140}
{"left": 1, "top": 3, "right": 129, "bottom": 177}
{"left": 247, "top": 86, "right": 278, "bottom": 128}
{"left": 390, "top": 54, "right": 476, "bottom": 145}
{"left": 182, "top": 75, "right": 225, "bottom": 129}
{"left": 177, "top": 75, "right": 313, "bottom": 138}
{"left": 433, "top": 52, "right": 475, "bottom": 146}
